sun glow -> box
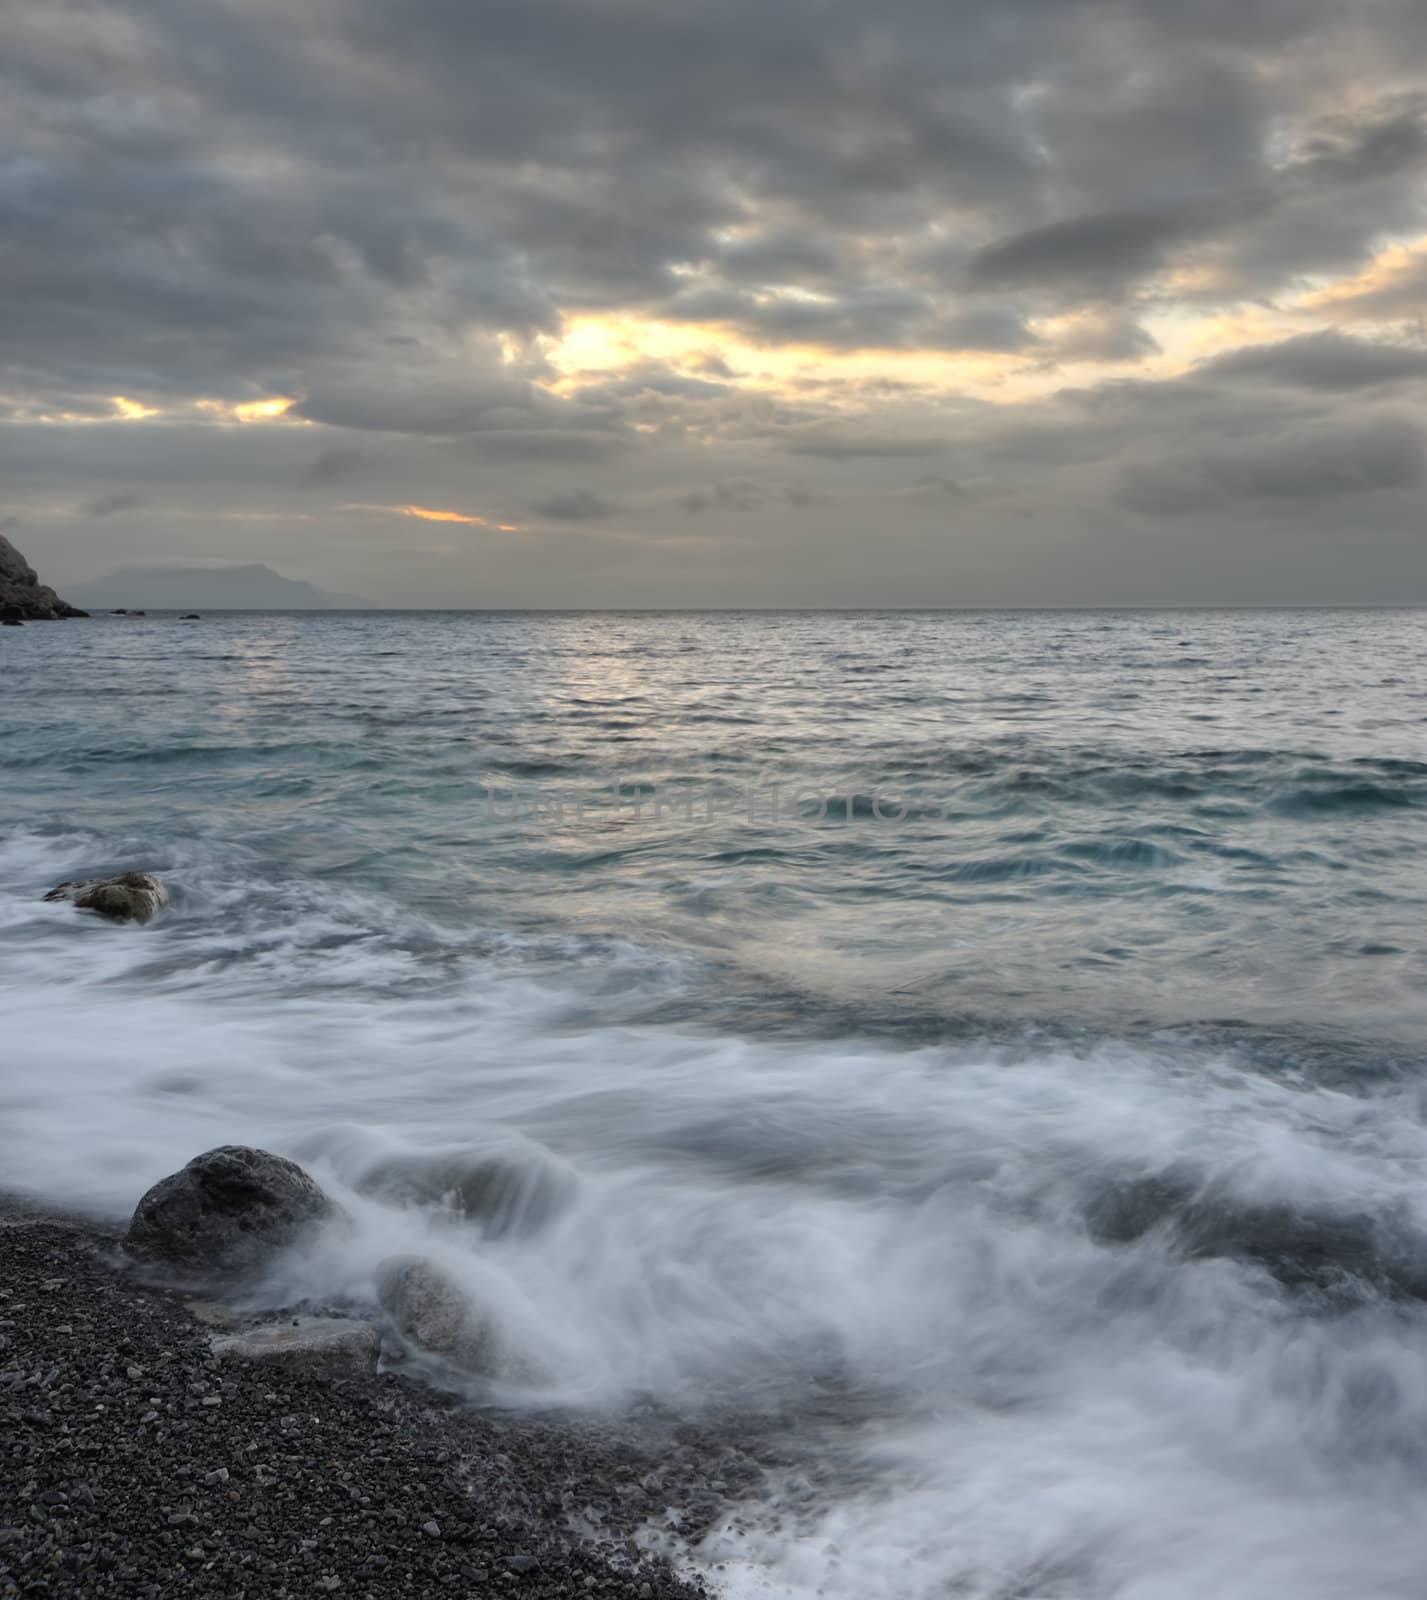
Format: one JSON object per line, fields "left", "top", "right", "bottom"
{"left": 234, "top": 397, "right": 295, "bottom": 422}
{"left": 399, "top": 504, "right": 491, "bottom": 525}
{"left": 345, "top": 502, "right": 522, "bottom": 532}
{"left": 1298, "top": 236, "right": 1427, "bottom": 316}
{"left": 543, "top": 312, "right": 1033, "bottom": 403}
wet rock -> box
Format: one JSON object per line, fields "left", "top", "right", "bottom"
{"left": 43, "top": 871, "right": 169, "bottom": 924}
{"left": 211, "top": 1318, "right": 380, "bottom": 1378}
{"left": 125, "top": 1146, "right": 338, "bottom": 1277}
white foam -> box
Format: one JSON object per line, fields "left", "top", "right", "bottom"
{"left": 6, "top": 846, "right": 1427, "bottom": 1597}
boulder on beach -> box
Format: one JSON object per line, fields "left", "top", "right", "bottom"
{"left": 0, "top": 532, "right": 87, "bottom": 619}
{"left": 211, "top": 1316, "right": 380, "bottom": 1377}
{"left": 44, "top": 871, "right": 169, "bottom": 924}
{"left": 125, "top": 1145, "right": 339, "bottom": 1277}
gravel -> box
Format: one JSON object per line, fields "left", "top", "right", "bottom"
{"left": 0, "top": 1215, "right": 736, "bottom": 1599}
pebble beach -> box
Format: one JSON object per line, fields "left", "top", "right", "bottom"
{"left": 0, "top": 1210, "right": 738, "bottom": 1600}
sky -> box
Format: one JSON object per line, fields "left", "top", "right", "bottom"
{"left": 5, "top": 0, "right": 1427, "bottom": 607}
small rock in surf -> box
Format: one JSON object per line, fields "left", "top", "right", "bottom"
{"left": 375, "top": 1255, "right": 534, "bottom": 1381}
{"left": 44, "top": 871, "right": 169, "bottom": 924}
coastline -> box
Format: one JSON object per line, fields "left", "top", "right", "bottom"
{"left": 0, "top": 1204, "right": 726, "bottom": 1599}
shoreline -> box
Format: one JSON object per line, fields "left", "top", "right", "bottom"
{"left": 0, "top": 1205, "right": 734, "bottom": 1599}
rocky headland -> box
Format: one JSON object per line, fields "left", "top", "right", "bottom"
{"left": 0, "top": 535, "right": 87, "bottom": 622}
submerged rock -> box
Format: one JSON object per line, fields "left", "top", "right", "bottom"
{"left": 375, "top": 1255, "right": 527, "bottom": 1380}
{"left": 211, "top": 1317, "right": 380, "bottom": 1377}
{"left": 360, "top": 1140, "right": 578, "bottom": 1239}
{"left": 0, "top": 533, "right": 87, "bottom": 619}
{"left": 125, "top": 1146, "right": 338, "bottom": 1278}
{"left": 44, "top": 871, "right": 169, "bottom": 924}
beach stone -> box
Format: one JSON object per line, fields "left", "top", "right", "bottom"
{"left": 375, "top": 1256, "right": 502, "bottom": 1376}
{"left": 44, "top": 871, "right": 169, "bottom": 924}
{"left": 211, "top": 1318, "right": 380, "bottom": 1378}
{"left": 125, "top": 1146, "right": 338, "bottom": 1277}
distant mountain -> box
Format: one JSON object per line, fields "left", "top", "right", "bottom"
{"left": 67, "top": 563, "right": 366, "bottom": 610}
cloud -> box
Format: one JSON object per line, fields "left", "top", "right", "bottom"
{"left": 678, "top": 479, "right": 782, "bottom": 514}
{"left": 529, "top": 489, "right": 620, "bottom": 521}
{"left": 1115, "top": 418, "right": 1425, "bottom": 514}
{"left": 7, "top": 0, "right": 1427, "bottom": 602}
{"left": 966, "top": 208, "right": 1209, "bottom": 295}
{"left": 1305, "top": 245, "right": 1427, "bottom": 323}
{"left": 778, "top": 429, "right": 950, "bottom": 460}
{"left": 1037, "top": 314, "right": 1161, "bottom": 365}
{"left": 303, "top": 448, "right": 368, "bottom": 484}
{"left": 460, "top": 429, "right": 631, "bottom": 462}
{"left": 1199, "top": 331, "right": 1427, "bottom": 390}
{"left": 83, "top": 491, "right": 146, "bottom": 517}
{"left": 895, "top": 475, "right": 965, "bottom": 501}
{"left": 347, "top": 502, "right": 522, "bottom": 530}
{"left": 291, "top": 361, "right": 556, "bottom": 436}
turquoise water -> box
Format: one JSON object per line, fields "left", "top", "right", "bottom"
{"left": 5, "top": 609, "right": 1427, "bottom": 1598}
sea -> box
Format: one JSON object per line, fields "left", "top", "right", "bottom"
{"left": 4, "top": 608, "right": 1427, "bottom": 1599}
